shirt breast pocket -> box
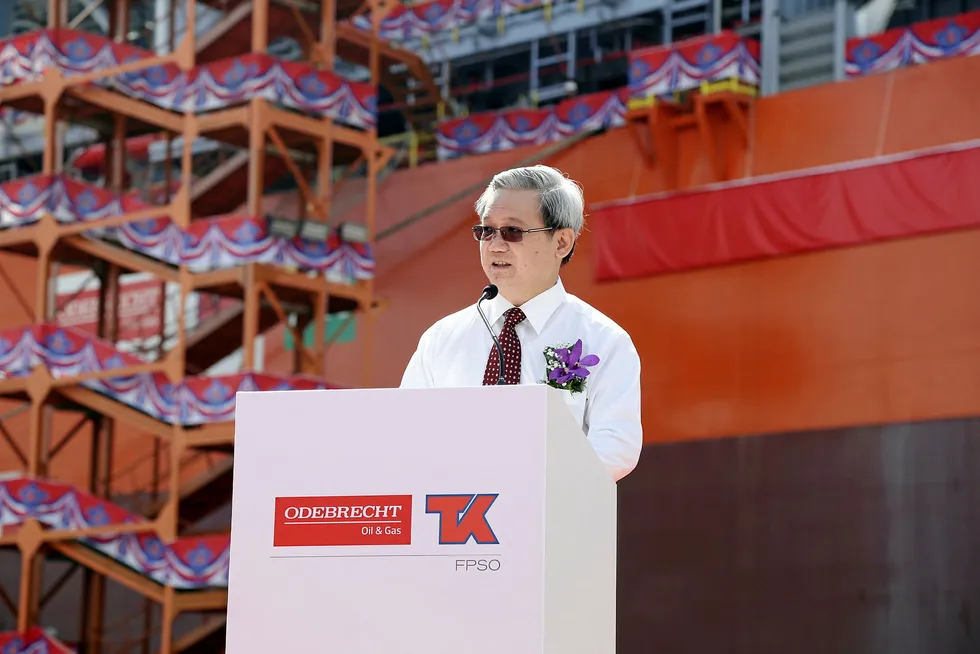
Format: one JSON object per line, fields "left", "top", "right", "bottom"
{"left": 559, "top": 389, "right": 588, "bottom": 433}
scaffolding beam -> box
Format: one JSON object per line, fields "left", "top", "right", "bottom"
{"left": 1, "top": 0, "right": 388, "bottom": 650}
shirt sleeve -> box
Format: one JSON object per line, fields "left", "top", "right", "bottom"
{"left": 584, "top": 331, "right": 643, "bottom": 481}
{"left": 399, "top": 325, "right": 437, "bottom": 388}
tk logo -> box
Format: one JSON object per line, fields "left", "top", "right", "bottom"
{"left": 425, "top": 493, "right": 499, "bottom": 545}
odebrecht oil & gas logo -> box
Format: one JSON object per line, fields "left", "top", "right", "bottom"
{"left": 273, "top": 495, "right": 412, "bottom": 547}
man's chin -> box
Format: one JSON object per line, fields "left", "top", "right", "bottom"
{"left": 485, "top": 265, "right": 517, "bottom": 281}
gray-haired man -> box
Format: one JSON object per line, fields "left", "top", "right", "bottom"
{"left": 400, "top": 165, "right": 642, "bottom": 481}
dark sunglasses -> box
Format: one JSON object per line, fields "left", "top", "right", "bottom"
{"left": 472, "top": 225, "right": 554, "bottom": 243}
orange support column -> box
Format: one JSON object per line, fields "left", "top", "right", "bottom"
{"left": 625, "top": 101, "right": 683, "bottom": 189}
{"left": 16, "top": 521, "right": 43, "bottom": 633}
{"left": 319, "top": 0, "right": 337, "bottom": 69}
{"left": 247, "top": 104, "right": 267, "bottom": 216}
{"left": 242, "top": 265, "right": 260, "bottom": 370}
{"left": 253, "top": 0, "right": 270, "bottom": 53}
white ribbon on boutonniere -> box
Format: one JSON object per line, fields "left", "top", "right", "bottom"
{"left": 541, "top": 339, "right": 600, "bottom": 394}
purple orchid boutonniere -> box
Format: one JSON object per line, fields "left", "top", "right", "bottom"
{"left": 542, "top": 339, "right": 600, "bottom": 394}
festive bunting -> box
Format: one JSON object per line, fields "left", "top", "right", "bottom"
{"left": 350, "top": 0, "right": 552, "bottom": 41}
{"left": 113, "top": 213, "right": 374, "bottom": 279}
{"left": 0, "top": 174, "right": 374, "bottom": 280}
{"left": 437, "top": 31, "right": 760, "bottom": 161}
{"left": 0, "top": 174, "right": 128, "bottom": 228}
{"left": 0, "top": 628, "right": 72, "bottom": 654}
{"left": 0, "top": 323, "right": 341, "bottom": 425}
{"left": 629, "top": 31, "right": 760, "bottom": 100}
{"left": 0, "top": 29, "right": 377, "bottom": 130}
{"left": 846, "top": 10, "right": 980, "bottom": 77}
{"left": 0, "top": 477, "right": 230, "bottom": 589}
{"left": 436, "top": 89, "right": 628, "bottom": 159}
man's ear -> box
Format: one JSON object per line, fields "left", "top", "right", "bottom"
{"left": 555, "top": 228, "right": 576, "bottom": 260}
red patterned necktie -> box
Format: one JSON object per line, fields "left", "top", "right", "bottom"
{"left": 483, "top": 307, "right": 526, "bottom": 385}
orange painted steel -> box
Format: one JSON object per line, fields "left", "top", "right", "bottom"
{"left": 1, "top": 26, "right": 979, "bottom": 648}
{"left": 0, "top": 0, "right": 397, "bottom": 650}
{"left": 263, "top": 54, "right": 980, "bottom": 447}
{"left": 3, "top": 42, "right": 978, "bottom": 472}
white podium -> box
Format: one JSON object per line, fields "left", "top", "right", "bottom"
{"left": 225, "top": 384, "right": 617, "bottom": 654}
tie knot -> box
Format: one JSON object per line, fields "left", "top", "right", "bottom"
{"left": 503, "top": 307, "right": 526, "bottom": 327}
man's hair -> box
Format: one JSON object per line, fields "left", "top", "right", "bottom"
{"left": 474, "top": 165, "right": 584, "bottom": 264}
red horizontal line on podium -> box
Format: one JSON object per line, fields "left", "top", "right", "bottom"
{"left": 270, "top": 554, "right": 503, "bottom": 559}
{"left": 282, "top": 520, "right": 401, "bottom": 525}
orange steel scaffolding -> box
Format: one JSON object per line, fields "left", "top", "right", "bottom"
{"left": 0, "top": 0, "right": 425, "bottom": 650}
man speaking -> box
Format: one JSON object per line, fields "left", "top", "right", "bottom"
{"left": 399, "top": 165, "right": 642, "bottom": 481}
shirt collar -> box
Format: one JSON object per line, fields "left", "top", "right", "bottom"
{"left": 486, "top": 278, "right": 567, "bottom": 335}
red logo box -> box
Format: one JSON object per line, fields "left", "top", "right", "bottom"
{"left": 273, "top": 495, "right": 413, "bottom": 547}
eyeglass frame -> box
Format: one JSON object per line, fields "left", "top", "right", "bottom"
{"left": 471, "top": 224, "right": 556, "bottom": 243}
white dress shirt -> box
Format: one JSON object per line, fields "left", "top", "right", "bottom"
{"left": 400, "top": 278, "right": 642, "bottom": 481}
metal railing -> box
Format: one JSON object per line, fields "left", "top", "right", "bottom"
{"left": 379, "top": 131, "right": 439, "bottom": 169}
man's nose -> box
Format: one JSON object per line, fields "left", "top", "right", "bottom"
{"left": 488, "top": 233, "right": 509, "bottom": 251}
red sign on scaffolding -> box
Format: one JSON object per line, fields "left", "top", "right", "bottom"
{"left": 55, "top": 278, "right": 234, "bottom": 343}
{"left": 56, "top": 278, "right": 163, "bottom": 341}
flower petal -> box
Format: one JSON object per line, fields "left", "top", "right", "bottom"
{"left": 549, "top": 367, "right": 565, "bottom": 381}
{"left": 569, "top": 339, "right": 583, "bottom": 366}
{"left": 579, "top": 354, "right": 599, "bottom": 367}
{"left": 570, "top": 367, "right": 589, "bottom": 378}
{"left": 556, "top": 347, "right": 571, "bottom": 365}
{"left": 556, "top": 372, "right": 574, "bottom": 384}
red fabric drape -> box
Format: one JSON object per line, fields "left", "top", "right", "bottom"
{"left": 72, "top": 133, "right": 160, "bottom": 170}
{"left": 592, "top": 142, "right": 980, "bottom": 282}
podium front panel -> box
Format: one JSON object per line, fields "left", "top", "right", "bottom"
{"left": 226, "top": 386, "right": 553, "bottom": 653}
